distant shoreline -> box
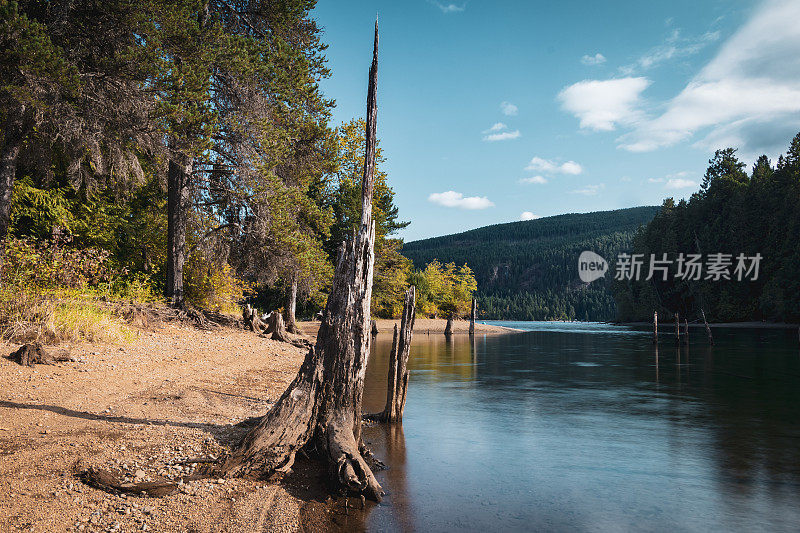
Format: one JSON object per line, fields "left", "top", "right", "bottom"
{"left": 612, "top": 321, "right": 799, "bottom": 330}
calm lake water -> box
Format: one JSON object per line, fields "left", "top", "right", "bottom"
{"left": 351, "top": 322, "right": 800, "bottom": 532}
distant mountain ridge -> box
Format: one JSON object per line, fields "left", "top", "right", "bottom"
{"left": 403, "top": 206, "right": 660, "bottom": 321}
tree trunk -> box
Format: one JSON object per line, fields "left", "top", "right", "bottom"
{"left": 166, "top": 157, "right": 192, "bottom": 307}
{"left": 0, "top": 138, "right": 20, "bottom": 248}
{"left": 216, "top": 20, "right": 384, "bottom": 501}
{"left": 371, "top": 319, "right": 379, "bottom": 336}
{"left": 285, "top": 274, "right": 301, "bottom": 334}
{"left": 444, "top": 316, "right": 453, "bottom": 336}
{"left": 368, "top": 286, "right": 415, "bottom": 423}
{"left": 243, "top": 305, "right": 265, "bottom": 333}
{"left": 265, "top": 311, "right": 292, "bottom": 343}
{"left": 469, "top": 297, "right": 476, "bottom": 335}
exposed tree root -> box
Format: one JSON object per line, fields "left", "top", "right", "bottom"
{"left": 81, "top": 466, "right": 211, "bottom": 497}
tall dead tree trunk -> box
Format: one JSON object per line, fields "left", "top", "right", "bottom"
{"left": 285, "top": 273, "right": 301, "bottom": 334}
{"left": 217, "top": 20, "right": 384, "bottom": 501}
{"left": 368, "top": 286, "right": 415, "bottom": 423}
{"left": 165, "top": 157, "right": 192, "bottom": 307}
{"left": 0, "top": 115, "right": 30, "bottom": 264}
{"left": 0, "top": 140, "right": 20, "bottom": 247}
{"left": 469, "top": 297, "right": 476, "bottom": 335}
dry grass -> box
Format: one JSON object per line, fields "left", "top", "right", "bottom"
{"left": 0, "top": 290, "right": 138, "bottom": 345}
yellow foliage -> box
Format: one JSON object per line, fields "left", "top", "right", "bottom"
{"left": 183, "top": 260, "right": 248, "bottom": 314}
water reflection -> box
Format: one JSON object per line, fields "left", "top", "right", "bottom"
{"left": 359, "top": 324, "right": 800, "bottom": 532}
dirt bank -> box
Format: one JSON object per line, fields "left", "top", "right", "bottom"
{"left": 0, "top": 322, "right": 331, "bottom": 533}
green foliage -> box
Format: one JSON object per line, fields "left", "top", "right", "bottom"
{"left": 614, "top": 133, "right": 800, "bottom": 322}
{"left": 404, "top": 207, "right": 660, "bottom": 321}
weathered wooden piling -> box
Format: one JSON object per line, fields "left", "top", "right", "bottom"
{"left": 653, "top": 311, "right": 658, "bottom": 344}
{"left": 683, "top": 318, "right": 689, "bottom": 345}
{"left": 444, "top": 317, "right": 453, "bottom": 336}
{"left": 701, "top": 308, "right": 714, "bottom": 345}
{"left": 674, "top": 313, "right": 680, "bottom": 345}
{"left": 469, "top": 298, "right": 476, "bottom": 335}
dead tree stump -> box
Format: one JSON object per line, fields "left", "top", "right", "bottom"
{"left": 367, "top": 286, "right": 415, "bottom": 423}
{"left": 653, "top": 311, "right": 658, "bottom": 344}
{"left": 242, "top": 305, "right": 265, "bottom": 333}
{"left": 469, "top": 297, "right": 476, "bottom": 335}
{"left": 371, "top": 320, "right": 379, "bottom": 336}
{"left": 264, "top": 311, "right": 292, "bottom": 343}
{"left": 215, "top": 20, "right": 385, "bottom": 502}
{"left": 7, "top": 343, "right": 56, "bottom": 367}
{"left": 444, "top": 317, "right": 453, "bottom": 336}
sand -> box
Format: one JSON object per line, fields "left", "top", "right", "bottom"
{"left": 0, "top": 317, "right": 517, "bottom": 533}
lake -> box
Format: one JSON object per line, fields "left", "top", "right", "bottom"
{"left": 349, "top": 322, "right": 800, "bottom": 532}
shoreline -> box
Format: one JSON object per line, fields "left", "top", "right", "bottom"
{"left": 298, "top": 318, "right": 521, "bottom": 338}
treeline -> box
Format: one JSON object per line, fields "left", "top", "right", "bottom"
{"left": 0, "top": 1, "right": 475, "bottom": 340}
{"left": 403, "top": 207, "right": 659, "bottom": 321}
{"left": 614, "top": 133, "right": 800, "bottom": 323}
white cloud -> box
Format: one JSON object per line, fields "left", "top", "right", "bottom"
{"left": 558, "top": 77, "right": 651, "bottom": 131}
{"left": 484, "top": 130, "right": 520, "bottom": 142}
{"left": 428, "top": 191, "right": 494, "bottom": 210}
{"left": 500, "top": 101, "right": 518, "bottom": 116}
{"left": 525, "top": 156, "right": 583, "bottom": 175}
{"left": 483, "top": 122, "right": 507, "bottom": 133}
{"left": 520, "top": 175, "right": 547, "bottom": 184}
{"left": 428, "top": 1, "right": 465, "bottom": 13}
{"left": 665, "top": 178, "right": 698, "bottom": 189}
{"left": 570, "top": 184, "right": 605, "bottom": 196}
{"left": 619, "top": 0, "right": 800, "bottom": 154}
{"left": 520, "top": 212, "right": 541, "bottom": 221}
{"left": 626, "top": 30, "right": 720, "bottom": 72}
{"left": 648, "top": 171, "right": 698, "bottom": 189}
{"left": 581, "top": 53, "right": 606, "bottom": 66}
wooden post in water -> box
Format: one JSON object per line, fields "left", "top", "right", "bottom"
{"left": 701, "top": 308, "right": 714, "bottom": 345}
{"left": 444, "top": 316, "right": 453, "bottom": 336}
{"left": 371, "top": 319, "right": 379, "bottom": 336}
{"left": 653, "top": 311, "right": 658, "bottom": 344}
{"left": 683, "top": 318, "right": 689, "bottom": 345}
{"left": 469, "top": 297, "right": 476, "bottom": 335}
{"left": 674, "top": 313, "right": 680, "bottom": 345}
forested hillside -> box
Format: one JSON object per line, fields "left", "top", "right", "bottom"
{"left": 614, "top": 134, "right": 800, "bottom": 323}
{"left": 403, "top": 207, "right": 659, "bottom": 321}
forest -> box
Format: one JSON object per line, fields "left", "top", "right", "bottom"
{"left": 403, "top": 206, "right": 659, "bottom": 321}
{"left": 0, "top": 1, "right": 475, "bottom": 344}
{"left": 614, "top": 133, "right": 800, "bottom": 323}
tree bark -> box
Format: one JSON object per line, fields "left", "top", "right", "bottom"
{"left": 216, "top": 20, "right": 384, "bottom": 501}
{"left": 166, "top": 157, "right": 192, "bottom": 307}
{"left": 285, "top": 274, "right": 301, "bottom": 334}
{"left": 0, "top": 139, "right": 20, "bottom": 247}
{"left": 367, "top": 286, "right": 415, "bottom": 423}
{"left": 469, "top": 297, "right": 476, "bottom": 335}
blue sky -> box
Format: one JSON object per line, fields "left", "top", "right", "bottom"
{"left": 312, "top": 0, "right": 800, "bottom": 241}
